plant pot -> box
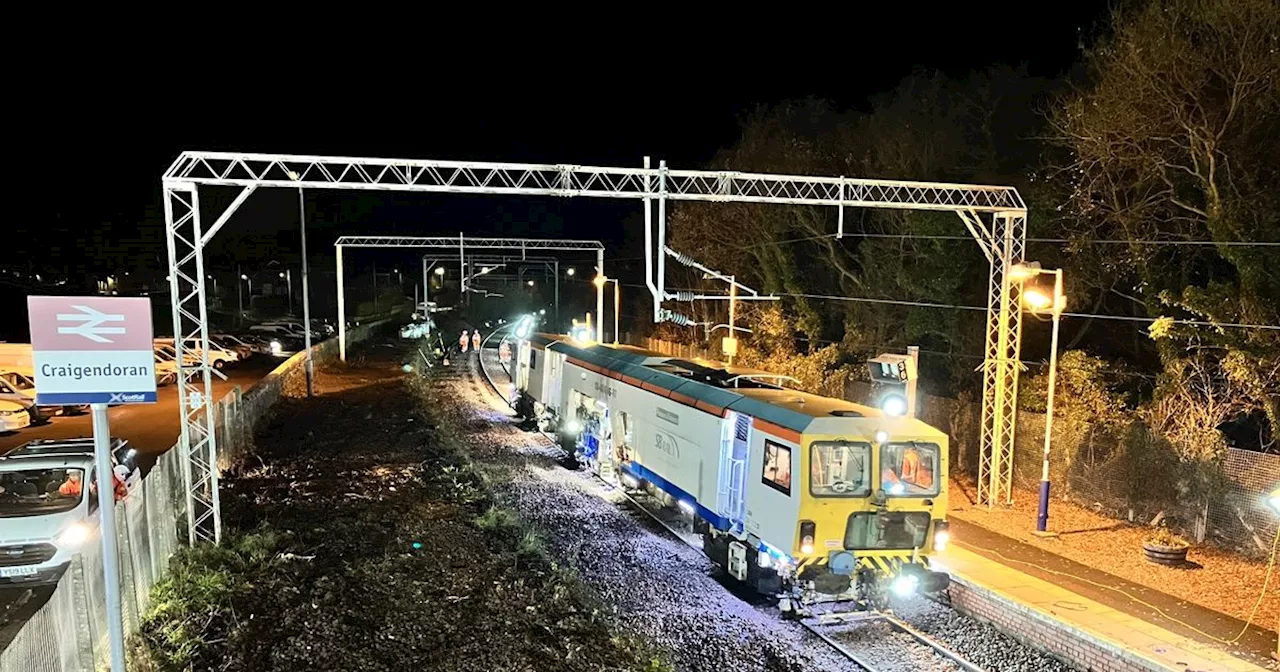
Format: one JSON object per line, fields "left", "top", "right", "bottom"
{"left": 1142, "top": 541, "right": 1189, "bottom": 566}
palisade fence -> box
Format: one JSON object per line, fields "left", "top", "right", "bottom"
{"left": 637, "top": 336, "right": 1280, "bottom": 556}
{"left": 1, "top": 320, "right": 390, "bottom": 672}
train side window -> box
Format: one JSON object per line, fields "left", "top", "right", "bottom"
{"left": 810, "top": 441, "right": 871, "bottom": 497}
{"left": 529, "top": 350, "right": 538, "bottom": 369}
{"left": 761, "top": 440, "right": 792, "bottom": 495}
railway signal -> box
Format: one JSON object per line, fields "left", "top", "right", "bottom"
{"left": 867, "top": 347, "right": 919, "bottom": 418}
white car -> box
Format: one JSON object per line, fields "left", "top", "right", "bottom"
{"left": 154, "top": 338, "right": 239, "bottom": 370}
{"left": 0, "top": 438, "right": 140, "bottom": 585}
{"left": 0, "top": 369, "right": 87, "bottom": 417}
{"left": 0, "top": 399, "right": 31, "bottom": 432}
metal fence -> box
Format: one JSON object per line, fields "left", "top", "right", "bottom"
{"left": 637, "top": 336, "right": 1280, "bottom": 556}
{"left": 1, "top": 322, "right": 388, "bottom": 671}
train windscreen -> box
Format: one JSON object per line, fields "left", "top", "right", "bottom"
{"left": 810, "top": 441, "right": 871, "bottom": 497}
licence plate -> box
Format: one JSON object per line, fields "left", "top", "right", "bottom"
{"left": 0, "top": 566, "right": 38, "bottom": 578}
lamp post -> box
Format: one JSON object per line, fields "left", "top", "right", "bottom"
{"left": 594, "top": 274, "right": 619, "bottom": 345}
{"left": 279, "top": 270, "right": 293, "bottom": 314}
{"left": 1011, "top": 262, "right": 1066, "bottom": 535}
{"left": 240, "top": 273, "right": 252, "bottom": 321}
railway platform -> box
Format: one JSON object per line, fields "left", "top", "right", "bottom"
{"left": 934, "top": 535, "right": 1275, "bottom": 672}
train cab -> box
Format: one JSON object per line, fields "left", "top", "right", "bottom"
{"left": 513, "top": 334, "right": 950, "bottom": 609}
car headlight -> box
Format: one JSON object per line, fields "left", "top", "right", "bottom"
{"left": 890, "top": 573, "right": 919, "bottom": 598}
{"left": 58, "top": 523, "right": 91, "bottom": 550}
{"left": 270, "top": 340, "right": 283, "bottom": 354}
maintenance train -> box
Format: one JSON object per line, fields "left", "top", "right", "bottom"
{"left": 512, "top": 333, "right": 950, "bottom": 612}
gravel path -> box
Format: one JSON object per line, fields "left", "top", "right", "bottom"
{"left": 440, "top": 358, "right": 1077, "bottom": 672}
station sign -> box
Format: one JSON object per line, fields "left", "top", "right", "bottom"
{"left": 27, "top": 296, "right": 157, "bottom": 404}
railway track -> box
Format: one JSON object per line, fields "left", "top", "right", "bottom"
{"left": 470, "top": 330, "right": 987, "bottom": 672}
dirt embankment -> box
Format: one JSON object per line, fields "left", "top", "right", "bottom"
{"left": 140, "top": 342, "right": 666, "bottom": 672}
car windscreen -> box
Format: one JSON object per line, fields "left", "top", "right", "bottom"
{"left": 0, "top": 468, "right": 86, "bottom": 517}
{"left": 0, "top": 372, "right": 35, "bottom": 391}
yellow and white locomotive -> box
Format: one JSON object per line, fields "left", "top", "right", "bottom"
{"left": 514, "top": 333, "right": 950, "bottom": 610}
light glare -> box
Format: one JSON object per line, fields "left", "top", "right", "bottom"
{"left": 891, "top": 574, "right": 918, "bottom": 598}
{"left": 881, "top": 395, "right": 907, "bottom": 417}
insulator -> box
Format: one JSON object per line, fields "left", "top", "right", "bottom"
{"left": 661, "top": 310, "right": 695, "bottom": 327}
{"left": 673, "top": 291, "right": 697, "bottom": 302}
{"left": 665, "top": 247, "right": 697, "bottom": 266}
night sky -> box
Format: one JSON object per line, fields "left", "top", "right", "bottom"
{"left": 11, "top": 5, "right": 1110, "bottom": 295}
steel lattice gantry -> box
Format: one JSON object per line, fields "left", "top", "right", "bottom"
{"left": 334, "top": 235, "right": 605, "bottom": 359}
{"left": 163, "top": 152, "right": 1025, "bottom": 542}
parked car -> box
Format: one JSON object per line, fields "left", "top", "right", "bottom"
{"left": 254, "top": 321, "right": 324, "bottom": 340}
{"left": 153, "top": 351, "right": 178, "bottom": 386}
{"left": 0, "top": 438, "right": 140, "bottom": 584}
{"left": 0, "top": 369, "right": 87, "bottom": 417}
{"left": 266, "top": 335, "right": 305, "bottom": 357}
{"left": 249, "top": 324, "right": 304, "bottom": 339}
{"left": 154, "top": 338, "right": 239, "bottom": 370}
{"left": 211, "top": 334, "right": 256, "bottom": 359}
{"left": 0, "top": 377, "right": 47, "bottom": 425}
{"left": 0, "top": 399, "right": 31, "bottom": 433}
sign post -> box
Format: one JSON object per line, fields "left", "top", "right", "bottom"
{"left": 28, "top": 296, "right": 156, "bottom": 672}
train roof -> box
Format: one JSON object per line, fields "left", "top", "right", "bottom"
{"left": 532, "top": 334, "right": 928, "bottom": 435}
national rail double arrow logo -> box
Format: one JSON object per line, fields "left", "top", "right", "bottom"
{"left": 56, "top": 305, "right": 127, "bottom": 343}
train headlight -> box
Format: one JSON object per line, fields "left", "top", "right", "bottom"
{"left": 880, "top": 394, "right": 908, "bottom": 417}
{"left": 933, "top": 520, "right": 951, "bottom": 552}
{"left": 890, "top": 573, "right": 919, "bottom": 598}
{"left": 874, "top": 430, "right": 889, "bottom": 444}
{"left": 799, "top": 521, "right": 816, "bottom": 555}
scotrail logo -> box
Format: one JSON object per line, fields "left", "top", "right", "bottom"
{"left": 109, "top": 393, "right": 148, "bottom": 403}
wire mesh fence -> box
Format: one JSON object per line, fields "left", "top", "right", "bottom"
{"left": 1, "top": 322, "right": 389, "bottom": 671}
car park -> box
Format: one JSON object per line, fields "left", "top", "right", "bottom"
{"left": 0, "top": 438, "right": 140, "bottom": 584}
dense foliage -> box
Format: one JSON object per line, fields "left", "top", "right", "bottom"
{"left": 666, "top": 0, "right": 1279, "bottom": 460}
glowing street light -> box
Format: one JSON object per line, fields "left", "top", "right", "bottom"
{"left": 435, "top": 266, "right": 446, "bottom": 276}
{"left": 566, "top": 267, "right": 575, "bottom": 276}
{"left": 527, "top": 280, "right": 535, "bottom": 287}
{"left": 593, "top": 275, "right": 620, "bottom": 345}
{"left": 1015, "top": 263, "right": 1066, "bottom": 535}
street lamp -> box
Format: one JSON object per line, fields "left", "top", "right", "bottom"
{"left": 566, "top": 267, "right": 575, "bottom": 276}
{"left": 527, "top": 279, "right": 535, "bottom": 287}
{"left": 1011, "top": 262, "right": 1066, "bottom": 535}
{"left": 594, "top": 275, "right": 620, "bottom": 345}
{"left": 279, "top": 270, "right": 293, "bottom": 314}
{"left": 435, "top": 266, "right": 445, "bottom": 276}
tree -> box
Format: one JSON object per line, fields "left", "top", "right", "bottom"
{"left": 1051, "top": 0, "right": 1280, "bottom": 450}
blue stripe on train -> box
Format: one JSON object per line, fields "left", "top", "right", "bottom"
{"left": 619, "top": 461, "right": 731, "bottom": 532}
